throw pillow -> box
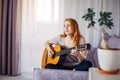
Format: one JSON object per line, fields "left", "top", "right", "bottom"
{"left": 107, "top": 36, "right": 120, "bottom": 49}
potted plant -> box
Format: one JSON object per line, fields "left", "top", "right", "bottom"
{"left": 82, "top": 8, "right": 114, "bottom": 49}
{"left": 82, "top": 8, "right": 120, "bottom": 74}
{"left": 98, "top": 11, "right": 114, "bottom": 49}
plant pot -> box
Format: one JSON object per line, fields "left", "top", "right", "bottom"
{"left": 97, "top": 48, "right": 120, "bottom": 73}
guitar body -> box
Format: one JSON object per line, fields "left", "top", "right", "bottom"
{"left": 41, "top": 44, "right": 61, "bottom": 68}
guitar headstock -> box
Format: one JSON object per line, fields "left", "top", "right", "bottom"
{"left": 76, "top": 43, "right": 91, "bottom": 51}
{"left": 86, "top": 43, "right": 91, "bottom": 50}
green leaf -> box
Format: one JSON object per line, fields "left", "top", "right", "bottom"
{"left": 82, "top": 8, "right": 97, "bottom": 28}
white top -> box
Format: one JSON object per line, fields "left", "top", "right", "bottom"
{"left": 49, "top": 35, "right": 86, "bottom": 67}
{"left": 49, "top": 35, "right": 86, "bottom": 48}
{"left": 89, "top": 68, "right": 120, "bottom": 80}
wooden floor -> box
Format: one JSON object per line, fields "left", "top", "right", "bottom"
{"left": 0, "top": 72, "right": 34, "bottom": 80}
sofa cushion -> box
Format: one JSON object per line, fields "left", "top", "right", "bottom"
{"left": 86, "top": 48, "right": 98, "bottom": 67}
{"left": 107, "top": 35, "right": 120, "bottom": 49}
{"left": 34, "top": 68, "right": 88, "bottom": 80}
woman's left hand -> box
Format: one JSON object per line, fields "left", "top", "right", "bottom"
{"left": 70, "top": 49, "right": 79, "bottom": 57}
{"left": 79, "top": 50, "right": 88, "bottom": 59}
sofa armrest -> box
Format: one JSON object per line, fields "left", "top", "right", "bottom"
{"left": 34, "top": 68, "right": 88, "bottom": 80}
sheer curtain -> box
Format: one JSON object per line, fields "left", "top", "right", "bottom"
{"left": 21, "top": 0, "right": 60, "bottom": 73}
{"left": 20, "top": 0, "right": 120, "bottom": 73}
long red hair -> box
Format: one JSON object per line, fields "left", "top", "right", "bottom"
{"left": 61, "top": 18, "right": 83, "bottom": 46}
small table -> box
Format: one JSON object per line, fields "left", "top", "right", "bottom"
{"left": 89, "top": 67, "right": 120, "bottom": 80}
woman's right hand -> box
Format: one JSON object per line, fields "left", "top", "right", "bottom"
{"left": 47, "top": 48, "right": 54, "bottom": 58}
{"left": 45, "top": 41, "right": 54, "bottom": 58}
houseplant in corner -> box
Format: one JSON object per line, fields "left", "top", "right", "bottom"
{"left": 82, "top": 8, "right": 114, "bottom": 48}
{"left": 82, "top": 8, "right": 120, "bottom": 74}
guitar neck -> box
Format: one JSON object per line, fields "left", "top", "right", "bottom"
{"left": 53, "top": 48, "right": 72, "bottom": 57}
{"left": 53, "top": 43, "right": 91, "bottom": 58}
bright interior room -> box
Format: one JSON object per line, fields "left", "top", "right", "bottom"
{"left": 0, "top": 0, "right": 120, "bottom": 80}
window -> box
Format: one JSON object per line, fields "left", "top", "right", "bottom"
{"left": 35, "top": 0, "right": 59, "bottom": 22}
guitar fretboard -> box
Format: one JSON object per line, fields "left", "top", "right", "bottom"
{"left": 53, "top": 43, "right": 91, "bottom": 58}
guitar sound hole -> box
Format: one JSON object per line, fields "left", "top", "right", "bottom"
{"left": 57, "top": 54, "right": 67, "bottom": 66}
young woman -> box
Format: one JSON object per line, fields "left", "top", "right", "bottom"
{"left": 45, "top": 18, "right": 92, "bottom": 71}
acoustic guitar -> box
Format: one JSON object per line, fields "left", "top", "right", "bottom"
{"left": 41, "top": 43, "right": 91, "bottom": 68}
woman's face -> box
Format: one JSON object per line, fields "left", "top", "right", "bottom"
{"left": 64, "top": 21, "right": 73, "bottom": 35}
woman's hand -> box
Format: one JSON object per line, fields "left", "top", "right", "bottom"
{"left": 70, "top": 49, "right": 88, "bottom": 61}
{"left": 45, "top": 41, "right": 54, "bottom": 58}
{"left": 79, "top": 50, "right": 88, "bottom": 59}
{"left": 47, "top": 48, "right": 54, "bottom": 58}
{"left": 70, "top": 49, "right": 79, "bottom": 57}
